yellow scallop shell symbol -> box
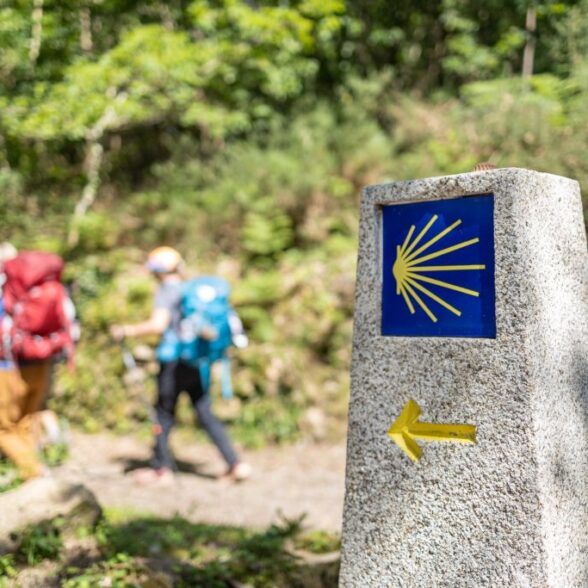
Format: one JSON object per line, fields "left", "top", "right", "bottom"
{"left": 393, "top": 215, "right": 486, "bottom": 323}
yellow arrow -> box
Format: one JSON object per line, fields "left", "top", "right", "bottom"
{"left": 387, "top": 399, "right": 476, "bottom": 463}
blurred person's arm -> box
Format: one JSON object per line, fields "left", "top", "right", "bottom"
{"left": 110, "top": 308, "right": 170, "bottom": 340}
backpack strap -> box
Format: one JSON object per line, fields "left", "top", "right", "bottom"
{"left": 60, "top": 292, "right": 76, "bottom": 371}
{"left": 197, "top": 354, "right": 233, "bottom": 399}
{"left": 0, "top": 313, "right": 14, "bottom": 364}
{"left": 198, "top": 357, "right": 211, "bottom": 394}
{"left": 0, "top": 281, "right": 13, "bottom": 364}
{"left": 219, "top": 355, "right": 233, "bottom": 400}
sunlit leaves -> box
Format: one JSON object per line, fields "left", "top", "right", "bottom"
{"left": 4, "top": 1, "right": 347, "bottom": 144}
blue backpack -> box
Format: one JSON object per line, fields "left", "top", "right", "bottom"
{"left": 157, "top": 276, "right": 238, "bottom": 398}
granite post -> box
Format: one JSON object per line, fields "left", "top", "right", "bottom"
{"left": 340, "top": 168, "right": 588, "bottom": 587}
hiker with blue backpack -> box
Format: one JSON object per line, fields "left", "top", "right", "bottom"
{"left": 110, "top": 247, "right": 251, "bottom": 484}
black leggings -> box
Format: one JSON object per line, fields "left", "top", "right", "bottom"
{"left": 152, "top": 361, "right": 238, "bottom": 470}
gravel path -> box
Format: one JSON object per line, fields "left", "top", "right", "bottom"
{"left": 56, "top": 432, "right": 346, "bottom": 532}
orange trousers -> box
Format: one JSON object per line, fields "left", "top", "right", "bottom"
{"left": 0, "top": 361, "right": 50, "bottom": 480}
{"left": 18, "top": 361, "right": 51, "bottom": 416}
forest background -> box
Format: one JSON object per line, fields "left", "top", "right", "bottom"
{"left": 2, "top": 0, "right": 588, "bottom": 447}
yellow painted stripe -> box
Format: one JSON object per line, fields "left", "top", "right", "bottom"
{"left": 408, "top": 264, "right": 486, "bottom": 272}
{"left": 403, "top": 215, "right": 438, "bottom": 257}
{"left": 408, "top": 422, "right": 477, "bottom": 443}
{"left": 399, "top": 225, "right": 416, "bottom": 256}
{"left": 399, "top": 432, "right": 422, "bottom": 462}
{"left": 406, "top": 272, "right": 479, "bottom": 297}
{"left": 399, "top": 283, "right": 415, "bottom": 314}
{"left": 408, "top": 237, "right": 480, "bottom": 266}
{"left": 403, "top": 281, "right": 437, "bottom": 322}
{"left": 405, "top": 219, "right": 462, "bottom": 262}
{"left": 406, "top": 276, "right": 461, "bottom": 317}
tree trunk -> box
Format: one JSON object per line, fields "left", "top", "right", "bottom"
{"left": 80, "top": 6, "right": 93, "bottom": 52}
{"left": 29, "top": 0, "right": 44, "bottom": 63}
{"left": 522, "top": 6, "right": 536, "bottom": 78}
{"left": 67, "top": 92, "right": 127, "bottom": 247}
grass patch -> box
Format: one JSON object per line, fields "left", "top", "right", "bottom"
{"left": 1, "top": 505, "right": 340, "bottom": 586}
{"left": 38, "top": 508, "right": 338, "bottom": 587}
{"left": 0, "top": 554, "right": 18, "bottom": 582}
{"left": 0, "top": 441, "right": 70, "bottom": 495}
{"left": 294, "top": 530, "right": 341, "bottom": 554}
{"left": 40, "top": 442, "right": 70, "bottom": 468}
{"left": 86, "top": 509, "right": 303, "bottom": 586}
{"left": 13, "top": 518, "right": 64, "bottom": 565}
{"left": 62, "top": 553, "right": 150, "bottom": 588}
{"left": 0, "top": 459, "right": 21, "bottom": 494}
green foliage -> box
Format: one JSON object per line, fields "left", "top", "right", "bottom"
{"left": 0, "top": 167, "right": 23, "bottom": 230}
{"left": 69, "top": 212, "right": 119, "bottom": 254}
{"left": 2, "top": 2, "right": 347, "bottom": 147}
{"left": 63, "top": 553, "right": 146, "bottom": 588}
{"left": 549, "top": 0, "right": 588, "bottom": 74}
{"left": 60, "top": 509, "right": 310, "bottom": 587}
{"left": 14, "top": 519, "right": 64, "bottom": 566}
{"left": 346, "top": 0, "right": 579, "bottom": 91}
{"left": 0, "top": 554, "right": 17, "bottom": 582}
{"left": 294, "top": 529, "right": 341, "bottom": 554}
{"left": 0, "top": 445, "right": 68, "bottom": 495}
{"left": 40, "top": 442, "right": 69, "bottom": 468}
{"left": 242, "top": 208, "right": 294, "bottom": 257}
{"left": 234, "top": 397, "right": 302, "bottom": 447}
{"left": 0, "top": 458, "right": 22, "bottom": 494}
{"left": 2, "top": 1, "right": 588, "bottom": 447}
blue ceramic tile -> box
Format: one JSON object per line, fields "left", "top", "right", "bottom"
{"left": 381, "top": 194, "right": 495, "bottom": 337}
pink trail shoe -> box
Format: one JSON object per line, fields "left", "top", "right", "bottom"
{"left": 226, "top": 462, "right": 252, "bottom": 482}
{"left": 132, "top": 467, "right": 175, "bottom": 486}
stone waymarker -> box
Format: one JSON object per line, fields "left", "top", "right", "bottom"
{"left": 340, "top": 168, "right": 588, "bottom": 587}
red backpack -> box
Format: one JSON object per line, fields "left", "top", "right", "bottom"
{"left": 1, "top": 251, "right": 75, "bottom": 367}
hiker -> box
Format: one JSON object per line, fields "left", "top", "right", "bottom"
{"left": 3, "top": 249, "right": 76, "bottom": 411}
{"left": 110, "top": 246, "right": 251, "bottom": 484}
{"left": 0, "top": 244, "right": 43, "bottom": 480}
{"left": 0, "top": 245, "right": 76, "bottom": 480}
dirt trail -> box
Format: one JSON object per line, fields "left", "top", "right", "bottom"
{"left": 55, "top": 432, "right": 346, "bottom": 532}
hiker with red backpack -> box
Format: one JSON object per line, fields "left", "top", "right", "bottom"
{"left": 2, "top": 248, "right": 76, "bottom": 395}
{"left": 0, "top": 243, "right": 42, "bottom": 480}
{"left": 0, "top": 245, "right": 76, "bottom": 479}
{"left": 110, "top": 246, "right": 251, "bottom": 485}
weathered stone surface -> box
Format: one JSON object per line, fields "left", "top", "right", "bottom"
{"left": 0, "top": 478, "right": 102, "bottom": 551}
{"left": 340, "top": 168, "right": 588, "bottom": 587}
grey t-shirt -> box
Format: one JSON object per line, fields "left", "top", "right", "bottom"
{"left": 153, "top": 280, "right": 182, "bottom": 337}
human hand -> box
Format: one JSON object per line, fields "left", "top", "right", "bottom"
{"left": 232, "top": 333, "right": 248, "bottom": 349}
{"left": 110, "top": 324, "right": 126, "bottom": 341}
{"left": 199, "top": 326, "right": 218, "bottom": 341}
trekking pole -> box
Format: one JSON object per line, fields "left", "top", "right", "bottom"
{"left": 121, "top": 342, "right": 137, "bottom": 373}
{"left": 118, "top": 342, "right": 158, "bottom": 427}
